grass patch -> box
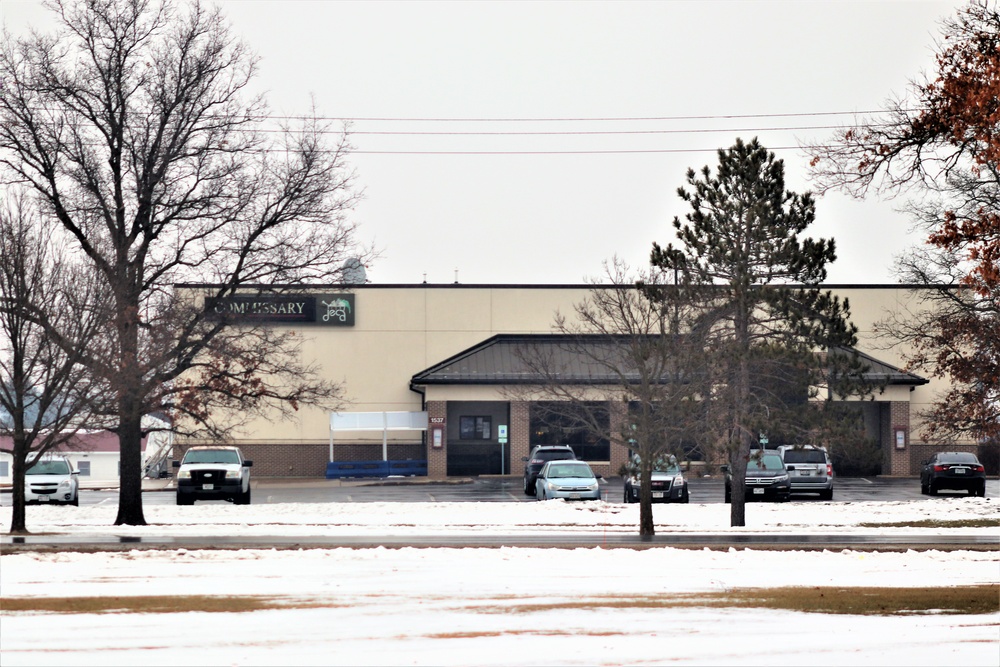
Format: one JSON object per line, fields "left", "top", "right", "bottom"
{"left": 0, "top": 595, "right": 332, "bottom": 615}
{"left": 486, "top": 585, "right": 1000, "bottom": 616}
{"left": 858, "top": 518, "right": 1000, "bottom": 529}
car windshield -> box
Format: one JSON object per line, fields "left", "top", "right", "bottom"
{"left": 783, "top": 450, "right": 826, "bottom": 464}
{"left": 631, "top": 456, "right": 680, "bottom": 474}
{"left": 183, "top": 449, "right": 240, "bottom": 464}
{"left": 547, "top": 463, "right": 593, "bottom": 478}
{"left": 534, "top": 450, "right": 574, "bottom": 462}
{"left": 651, "top": 458, "right": 680, "bottom": 473}
{"left": 26, "top": 460, "right": 71, "bottom": 475}
{"left": 747, "top": 454, "right": 784, "bottom": 471}
{"left": 938, "top": 453, "right": 979, "bottom": 464}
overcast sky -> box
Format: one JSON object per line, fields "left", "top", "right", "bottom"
{"left": 3, "top": 0, "right": 963, "bottom": 285}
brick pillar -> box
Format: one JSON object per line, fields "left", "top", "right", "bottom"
{"left": 887, "top": 401, "right": 911, "bottom": 476}
{"left": 608, "top": 400, "right": 628, "bottom": 476}
{"left": 510, "top": 401, "right": 530, "bottom": 473}
{"left": 426, "top": 401, "right": 447, "bottom": 480}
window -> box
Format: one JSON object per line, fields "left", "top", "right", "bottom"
{"left": 77, "top": 460, "right": 91, "bottom": 476}
{"left": 530, "top": 402, "right": 610, "bottom": 461}
{"left": 459, "top": 416, "right": 491, "bottom": 440}
{"left": 0, "top": 461, "right": 8, "bottom": 477}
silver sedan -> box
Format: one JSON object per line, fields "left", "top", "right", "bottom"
{"left": 534, "top": 460, "right": 602, "bottom": 501}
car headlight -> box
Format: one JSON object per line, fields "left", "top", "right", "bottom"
{"left": 587, "top": 482, "right": 599, "bottom": 491}
{"left": 675, "top": 475, "right": 684, "bottom": 485}
{"left": 177, "top": 470, "right": 191, "bottom": 479}
{"left": 775, "top": 474, "right": 789, "bottom": 482}
{"left": 58, "top": 481, "right": 71, "bottom": 489}
{"left": 225, "top": 470, "right": 241, "bottom": 479}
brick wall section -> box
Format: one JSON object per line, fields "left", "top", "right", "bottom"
{"left": 427, "top": 401, "right": 447, "bottom": 479}
{"left": 174, "top": 442, "right": 424, "bottom": 477}
{"left": 605, "top": 400, "right": 628, "bottom": 479}
{"left": 887, "top": 401, "right": 911, "bottom": 476}
{"left": 174, "top": 443, "right": 328, "bottom": 477}
{"left": 909, "top": 443, "right": 979, "bottom": 472}
{"left": 510, "top": 401, "right": 530, "bottom": 475}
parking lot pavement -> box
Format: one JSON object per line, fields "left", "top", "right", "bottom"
{"left": 4, "top": 475, "right": 998, "bottom": 506}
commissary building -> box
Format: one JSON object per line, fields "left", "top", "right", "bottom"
{"left": 160, "top": 283, "right": 980, "bottom": 481}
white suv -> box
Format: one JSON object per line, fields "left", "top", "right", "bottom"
{"left": 173, "top": 446, "right": 253, "bottom": 505}
{"left": 25, "top": 455, "right": 80, "bottom": 506}
{"left": 777, "top": 445, "right": 834, "bottom": 500}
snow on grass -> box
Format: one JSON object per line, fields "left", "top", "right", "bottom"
{"left": 1, "top": 499, "right": 998, "bottom": 666}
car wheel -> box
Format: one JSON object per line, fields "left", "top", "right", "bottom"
{"left": 680, "top": 487, "right": 690, "bottom": 504}
{"left": 624, "top": 485, "right": 635, "bottom": 504}
{"left": 235, "top": 487, "right": 251, "bottom": 505}
{"left": 820, "top": 488, "right": 833, "bottom": 501}
{"left": 176, "top": 494, "right": 193, "bottom": 506}
{"left": 920, "top": 481, "right": 928, "bottom": 495}
{"left": 724, "top": 488, "right": 731, "bottom": 504}
{"left": 524, "top": 479, "right": 534, "bottom": 496}
{"left": 928, "top": 481, "right": 938, "bottom": 496}
{"left": 69, "top": 495, "right": 79, "bottom": 507}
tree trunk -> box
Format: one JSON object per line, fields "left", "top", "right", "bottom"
{"left": 114, "top": 413, "right": 147, "bottom": 526}
{"left": 639, "top": 454, "right": 654, "bottom": 538}
{"left": 9, "top": 436, "right": 28, "bottom": 534}
{"left": 730, "top": 294, "right": 752, "bottom": 528}
{"left": 113, "top": 305, "right": 147, "bottom": 526}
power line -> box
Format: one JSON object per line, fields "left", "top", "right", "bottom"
{"left": 265, "top": 110, "right": 897, "bottom": 123}
{"left": 350, "top": 125, "right": 866, "bottom": 137}
{"left": 351, "top": 146, "right": 829, "bottom": 156}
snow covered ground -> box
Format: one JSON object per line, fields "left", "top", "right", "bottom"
{"left": 1, "top": 498, "right": 998, "bottom": 666}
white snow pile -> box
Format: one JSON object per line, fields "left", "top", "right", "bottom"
{"left": 1, "top": 496, "right": 998, "bottom": 537}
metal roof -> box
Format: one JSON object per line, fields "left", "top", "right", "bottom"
{"left": 410, "top": 335, "right": 929, "bottom": 387}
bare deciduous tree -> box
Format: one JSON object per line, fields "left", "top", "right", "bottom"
{"left": 808, "top": 1, "right": 999, "bottom": 442}
{"left": 0, "top": 192, "right": 108, "bottom": 533}
{"left": 510, "top": 259, "right": 709, "bottom": 538}
{"left": 0, "top": 0, "right": 372, "bottom": 525}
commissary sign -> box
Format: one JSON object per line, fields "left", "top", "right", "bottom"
{"left": 205, "top": 294, "right": 355, "bottom": 326}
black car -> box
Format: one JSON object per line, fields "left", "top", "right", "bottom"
{"left": 522, "top": 445, "right": 576, "bottom": 495}
{"left": 723, "top": 451, "right": 791, "bottom": 503}
{"left": 920, "top": 451, "right": 987, "bottom": 497}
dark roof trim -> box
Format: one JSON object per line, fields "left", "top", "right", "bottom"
{"left": 834, "top": 347, "right": 929, "bottom": 386}
{"left": 174, "top": 282, "right": 948, "bottom": 290}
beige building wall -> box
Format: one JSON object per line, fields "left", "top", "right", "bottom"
{"left": 180, "top": 284, "right": 968, "bottom": 476}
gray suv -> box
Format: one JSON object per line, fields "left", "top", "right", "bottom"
{"left": 777, "top": 445, "right": 834, "bottom": 500}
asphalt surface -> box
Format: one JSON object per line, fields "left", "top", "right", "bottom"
{"left": 19, "top": 474, "right": 996, "bottom": 505}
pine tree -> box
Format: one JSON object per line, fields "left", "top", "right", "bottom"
{"left": 651, "top": 138, "right": 866, "bottom": 527}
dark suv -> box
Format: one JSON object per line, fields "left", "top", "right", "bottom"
{"left": 723, "top": 451, "right": 791, "bottom": 503}
{"left": 920, "top": 451, "right": 987, "bottom": 497}
{"left": 522, "top": 445, "right": 576, "bottom": 495}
